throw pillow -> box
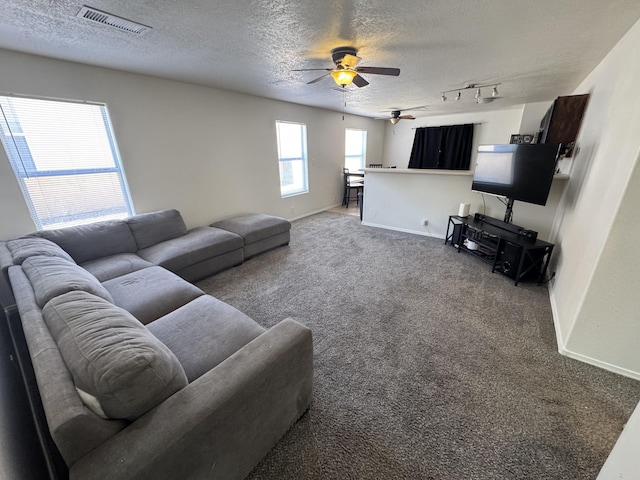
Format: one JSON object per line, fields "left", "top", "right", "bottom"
{"left": 6, "top": 236, "right": 75, "bottom": 265}
{"left": 22, "top": 255, "right": 113, "bottom": 308}
{"left": 43, "top": 291, "right": 188, "bottom": 420}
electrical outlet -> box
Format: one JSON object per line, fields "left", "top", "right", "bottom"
{"left": 422, "top": 218, "right": 429, "bottom": 226}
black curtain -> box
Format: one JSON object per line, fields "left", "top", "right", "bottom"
{"left": 408, "top": 123, "right": 474, "bottom": 170}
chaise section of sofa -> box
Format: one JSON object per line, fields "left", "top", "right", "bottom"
{"left": 128, "top": 209, "right": 245, "bottom": 282}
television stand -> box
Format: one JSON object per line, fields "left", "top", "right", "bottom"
{"left": 445, "top": 214, "right": 554, "bottom": 286}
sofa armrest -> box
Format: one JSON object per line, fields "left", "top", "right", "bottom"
{"left": 0, "top": 242, "right": 15, "bottom": 292}
{"left": 70, "top": 318, "right": 313, "bottom": 480}
{"left": 0, "top": 252, "right": 17, "bottom": 314}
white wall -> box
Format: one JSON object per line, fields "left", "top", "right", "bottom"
{"left": 369, "top": 107, "right": 566, "bottom": 241}
{"left": 566, "top": 158, "right": 640, "bottom": 374}
{"left": 362, "top": 169, "right": 566, "bottom": 241}
{"left": 548, "top": 17, "right": 640, "bottom": 378}
{"left": 0, "top": 48, "right": 385, "bottom": 239}
{"left": 381, "top": 108, "right": 524, "bottom": 168}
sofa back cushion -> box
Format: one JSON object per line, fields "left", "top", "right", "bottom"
{"left": 22, "top": 256, "right": 113, "bottom": 308}
{"left": 6, "top": 236, "right": 76, "bottom": 265}
{"left": 37, "top": 220, "right": 137, "bottom": 264}
{"left": 42, "top": 291, "right": 188, "bottom": 420}
{"left": 127, "top": 209, "right": 187, "bottom": 250}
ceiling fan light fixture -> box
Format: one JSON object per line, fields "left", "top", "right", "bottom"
{"left": 330, "top": 69, "right": 357, "bottom": 87}
{"left": 390, "top": 117, "right": 400, "bottom": 124}
{"left": 492, "top": 86, "right": 499, "bottom": 97}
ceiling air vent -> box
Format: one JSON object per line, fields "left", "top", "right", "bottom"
{"left": 76, "top": 6, "right": 151, "bottom": 35}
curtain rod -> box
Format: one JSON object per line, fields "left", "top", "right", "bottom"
{"left": 411, "top": 123, "right": 482, "bottom": 130}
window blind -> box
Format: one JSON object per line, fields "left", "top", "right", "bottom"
{"left": 275, "top": 121, "right": 308, "bottom": 197}
{"left": 0, "top": 95, "right": 134, "bottom": 229}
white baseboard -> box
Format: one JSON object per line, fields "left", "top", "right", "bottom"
{"left": 361, "top": 221, "right": 445, "bottom": 240}
{"left": 549, "top": 291, "right": 640, "bottom": 381}
{"left": 549, "top": 291, "right": 640, "bottom": 380}
{"left": 559, "top": 349, "right": 640, "bottom": 381}
{"left": 548, "top": 290, "right": 567, "bottom": 352}
{"left": 290, "top": 205, "right": 341, "bottom": 222}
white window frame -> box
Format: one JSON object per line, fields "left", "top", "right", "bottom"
{"left": 0, "top": 94, "right": 134, "bottom": 230}
{"left": 275, "top": 121, "right": 309, "bottom": 197}
{"left": 345, "top": 128, "right": 367, "bottom": 171}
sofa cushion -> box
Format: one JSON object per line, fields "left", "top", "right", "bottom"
{"left": 6, "top": 236, "right": 75, "bottom": 265}
{"left": 137, "top": 226, "right": 243, "bottom": 273}
{"left": 81, "top": 253, "right": 154, "bottom": 282}
{"left": 37, "top": 220, "right": 137, "bottom": 264}
{"left": 102, "top": 266, "right": 203, "bottom": 325}
{"left": 42, "top": 291, "right": 188, "bottom": 420}
{"left": 147, "top": 295, "right": 265, "bottom": 382}
{"left": 22, "top": 256, "right": 113, "bottom": 308}
{"left": 127, "top": 209, "right": 188, "bottom": 250}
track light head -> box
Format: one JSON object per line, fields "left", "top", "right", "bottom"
{"left": 439, "top": 82, "right": 501, "bottom": 105}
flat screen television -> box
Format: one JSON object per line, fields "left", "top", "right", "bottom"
{"left": 471, "top": 143, "right": 561, "bottom": 206}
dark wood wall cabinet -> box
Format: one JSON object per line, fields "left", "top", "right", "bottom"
{"left": 539, "top": 94, "right": 590, "bottom": 157}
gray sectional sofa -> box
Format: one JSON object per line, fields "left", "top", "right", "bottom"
{"left": 0, "top": 209, "right": 311, "bottom": 480}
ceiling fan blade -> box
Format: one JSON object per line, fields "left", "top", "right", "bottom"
{"left": 307, "top": 73, "right": 330, "bottom": 84}
{"left": 399, "top": 115, "right": 416, "bottom": 120}
{"left": 291, "top": 68, "right": 332, "bottom": 72}
{"left": 403, "top": 105, "right": 428, "bottom": 111}
{"left": 352, "top": 74, "right": 369, "bottom": 88}
{"left": 356, "top": 67, "right": 400, "bottom": 76}
{"left": 341, "top": 54, "right": 360, "bottom": 68}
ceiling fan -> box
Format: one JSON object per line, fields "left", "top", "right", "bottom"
{"left": 293, "top": 46, "right": 400, "bottom": 88}
{"left": 376, "top": 106, "right": 427, "bottom": 124}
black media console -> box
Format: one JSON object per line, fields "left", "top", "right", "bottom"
{"left": 445, "top": 213, "right": 554, "bottom": 286}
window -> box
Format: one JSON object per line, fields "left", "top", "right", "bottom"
{"left": 345, "top": 128, "right": 367, "bottom": 170}
{"left": 0, "top": 95, "right": 134, "bottom": 230}
{"left": 275, "top": 121, "right": 308, "bottom": 197}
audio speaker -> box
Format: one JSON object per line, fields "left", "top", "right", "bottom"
{"left": 452, "top": 223, "right": 463, "bottom": 247}
{"left": 496, "top": 242, "right": 546, "bottom": 281}
{"left": 458, "top": 203, "right": 470, "bottom": 217}
{"left": 496, "top": 242, "right": 521, "bottom": 279}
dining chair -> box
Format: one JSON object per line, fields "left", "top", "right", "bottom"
{"left": 342, "top": 168, "right": 363, "bottom": 208}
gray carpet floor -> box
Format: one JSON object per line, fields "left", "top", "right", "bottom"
{"left": 196, "top": 212, "right": 640, "bottom": 480}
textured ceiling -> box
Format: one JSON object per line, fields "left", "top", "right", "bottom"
{"left": 1, "top": 1, "right": 640, "bottom": 119}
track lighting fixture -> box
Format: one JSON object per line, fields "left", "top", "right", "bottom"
{"left": 440, "top": 83, "right": 501, "bottom": 104}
